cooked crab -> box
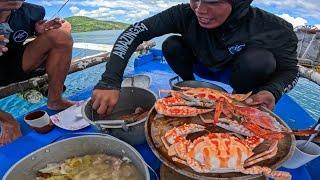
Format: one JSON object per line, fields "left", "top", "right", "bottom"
{"left": 161, "top": 124, "right": 291, "bottom": 179}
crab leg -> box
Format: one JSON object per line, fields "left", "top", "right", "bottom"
{"left": 158, "top": 106, "right": 213, "bottom": 117}
{"left": 163, "top": 124, "right": 206, "bottom": 144}
{"left": 212, "top": 97, "right": 224, "bottom": 124}
{"left": 173, "top": 155, "right": 212, "bottom": 173}
{"left": 239, "top": 166, "right": 291, "bottom": 180}
{"left": 209, "top": 117, "right": 254, "bottom": 137}
{"left": 235, "top": 106, "right": 287, "bottom": 132}
{"left": 289, "top": 129, "right": 319, "bottom": 136}
{"left": 162, "top": 124, "right": 205, "bottom": 160}
{"left": 186, "top": 156, "right": 212, "bottom": 173}
{"left": 172, "top": 157, "right": 188, "bottom": 165}
{"left": 199, "top": 115, "right": 214, "bottom": 124}
{"left": 155, "top": 97, "right": 213, "bottom": 117}
{"left": 242, "top": 122, "right": 285, "bottom": 140}
{"left": 168, "top": 138, "right": 190, "bottom": 158}
{"left": 199, "top": 115, "right": 254, "bottom": 137}
{"left": 161, "top": 136, "right": 171, "bottom": 150}
{"left": 164, "top": 89, "right": 216, "bottom": 107}
{"left": 155, "top": 90, "right": 215, "bottom": 117}
{"left": 243, "top": 136, "right": 265, "bottom": 149}
{"left": 244, "top": 141, "right": 278, "bottom": 167}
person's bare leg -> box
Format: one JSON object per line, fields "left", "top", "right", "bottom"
{"left": 22, "top": 22, "right": 74, "bottom": 110}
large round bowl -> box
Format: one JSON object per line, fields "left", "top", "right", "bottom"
{"left": 82, "top": 87, "right": 157, "bottom": 145}
{"left": 145, "top": 87, "right": 296, "bottom": 180}
{"left": 4, "top": 135, "right": 150, "bottom": 180}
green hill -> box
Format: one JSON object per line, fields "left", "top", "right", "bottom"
{"left": 65, "top": 16, "right": 129, "bottom": 33}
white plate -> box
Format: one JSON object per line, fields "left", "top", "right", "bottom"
{"left": 50, "top": 101, "right": 90, "bottom": 131}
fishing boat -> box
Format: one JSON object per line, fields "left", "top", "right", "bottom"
{"left": 0, "top": 47, "right": 319, "bottom": 179}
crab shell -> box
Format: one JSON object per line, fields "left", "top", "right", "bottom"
{"left": 186, "top": 133, "right": 263, "bottom": 173}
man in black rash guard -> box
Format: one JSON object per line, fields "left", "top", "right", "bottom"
{"left": 92, "top": 0, "right": 299, "bottom": 115}
{"left": 0, "top": 0, "right": 74, "bottom": 110}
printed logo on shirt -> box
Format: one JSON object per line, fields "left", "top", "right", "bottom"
{"left": 13, "top": 30, "right": 29, "bottom": 43}
{"left": 228, "top": 42, "right": 246, "bottom": 55}
{"left": 112, "top": 22, "right": 149, "bottom": 59}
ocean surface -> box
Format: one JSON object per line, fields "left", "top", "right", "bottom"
{"left": 0, "top": 30, "right": 319, "bottom": 121}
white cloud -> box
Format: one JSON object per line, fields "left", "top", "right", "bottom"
{"left": 36, "top": 0, "right": 319, "bottom": 24}
{"left": 277, "top": 14, "right": 308, "bottom": 27}
{"left": 254, "top": 0, "right": 320, "bottom": 20}
{"left": 69, "top": 6, "right": 80, "bottom": 14}
{"left": 74, "top": 7, "right": 111, "bottom": 19}
{"left": 315, "top": 24, "right": 320, "bottom": 29}
{"left": 67, "top": 0, "right": 188, "bottom": 23}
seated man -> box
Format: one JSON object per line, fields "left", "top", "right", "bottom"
{"left": 91, "top": 0, "right": 299, "bottom": 114}
{"left": 0, "top": 0, "right": 74, "bottom": 110}
{"left": 0, "top": 110, "right": 21, "bottom": 146}
{"left": 0, "top": 1, "right": 74, "bottom": 145}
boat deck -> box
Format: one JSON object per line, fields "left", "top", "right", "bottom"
{"left": 0, "top": 49, "right": 319, "bottom": 179}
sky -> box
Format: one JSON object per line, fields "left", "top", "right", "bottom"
{"left": 27, "top": 0, "right": 320, "bottom": 28}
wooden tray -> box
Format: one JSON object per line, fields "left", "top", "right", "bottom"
{"left": 145, "top": 106, "right": 296, "bottom": 180}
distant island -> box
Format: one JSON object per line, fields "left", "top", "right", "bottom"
{"left": 65, "top": 16, "right": 129, "bottom": 33}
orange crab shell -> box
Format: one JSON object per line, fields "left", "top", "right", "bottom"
{"left": 186, "top": 133, "right": 263, "bottom": 172}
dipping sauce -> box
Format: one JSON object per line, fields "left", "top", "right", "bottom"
{"left": 36, "top": 154, "right": 144, "bottom": 180}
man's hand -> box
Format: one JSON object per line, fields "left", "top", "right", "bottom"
{"left": 91, "top": 89, "right": 120, "bottom": 115}
{"left": 35, "top": 18, "right": 65, "bottom": 35}
{"left": 245, "top": 90, "right": 276, "bottom": 110}
{"left": 0, "top": 111, "right": 22, "bottom": 147}
{"left": 0, "top": 35, "right": 9, "bottom": 56}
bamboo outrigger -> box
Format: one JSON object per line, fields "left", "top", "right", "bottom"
{"left": 298, "top": 65, "right": 320, "bottom": 86}
{"left": 298, "top": 58, "right": 320, "bottom": 73}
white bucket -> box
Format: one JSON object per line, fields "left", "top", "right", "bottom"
{"left": 282, "top": 140, "right": 320, "bottom": 169}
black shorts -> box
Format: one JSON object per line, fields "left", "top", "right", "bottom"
{"left": 0, "top": 44, "right": 45, "bottom": 86}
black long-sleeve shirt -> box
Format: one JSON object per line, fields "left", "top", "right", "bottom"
{"left": 95, "top": 1, "right": 299, "bottom": 102}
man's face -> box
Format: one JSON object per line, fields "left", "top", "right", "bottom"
{"left": 190, "top": 0, "right": 232, "bottom": 29}
{"left": 0, "top": 0, "right": 24, "bottom": 11}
